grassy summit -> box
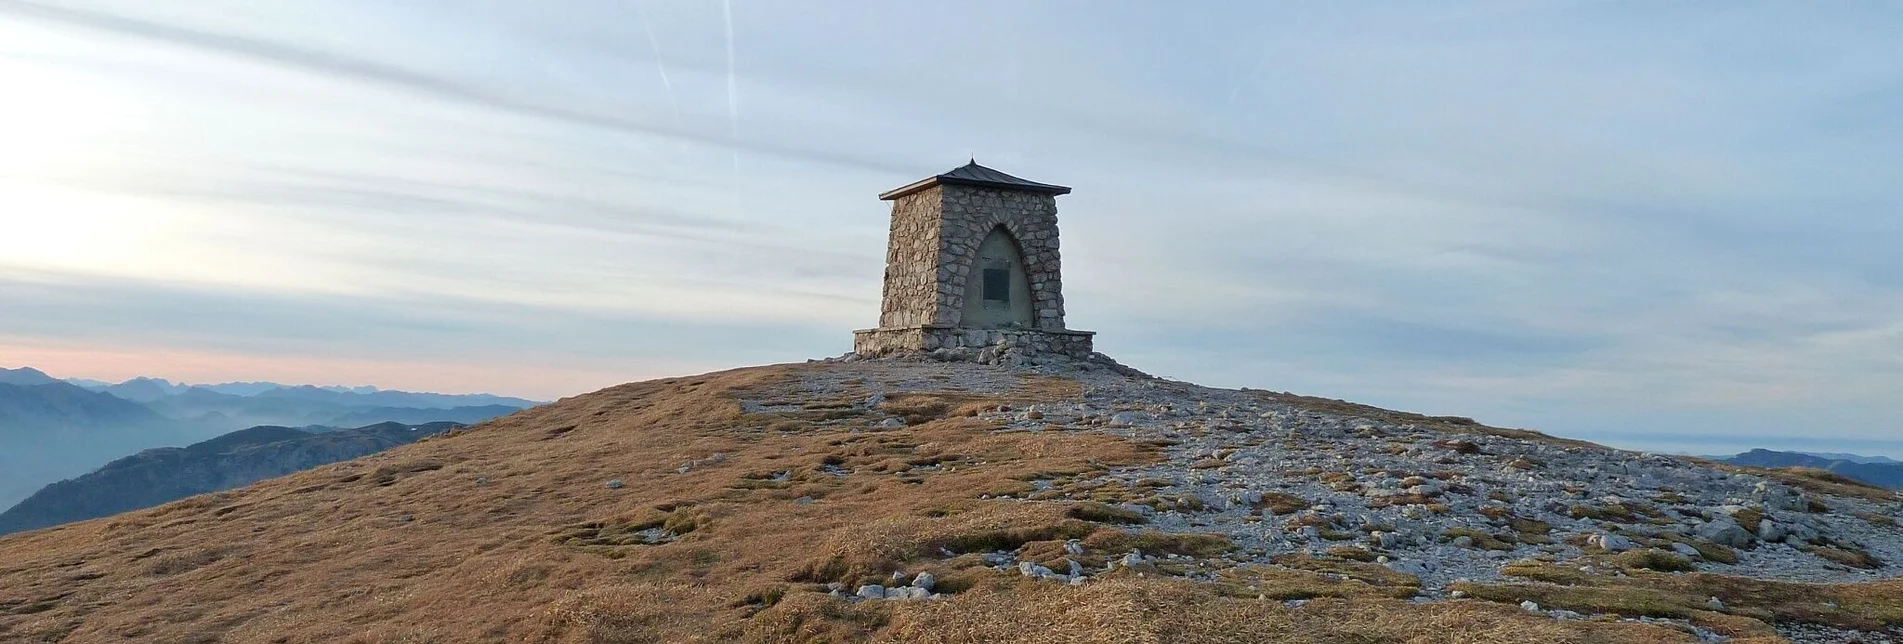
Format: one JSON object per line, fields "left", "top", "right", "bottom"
{"left": 1, "top": 360, "right": 1899, "bottom": 643}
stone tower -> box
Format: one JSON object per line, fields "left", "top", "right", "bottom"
{"left": 852, "top": 161, "right": 1095, "bottom": 359}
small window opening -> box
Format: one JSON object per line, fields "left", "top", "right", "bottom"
{"left": 982, "top": 268, "right": 1010, "bottom": 302}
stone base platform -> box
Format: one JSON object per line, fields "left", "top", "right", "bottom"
{"left": 853, "top": 325, "right": 1095, "bottom": 359}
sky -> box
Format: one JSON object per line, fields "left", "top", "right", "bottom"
{"left": 0, "top": 1, "right": 1898, "bottom": 456}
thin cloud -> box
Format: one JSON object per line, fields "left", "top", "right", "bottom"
{"left": 0, "top": 0, "right": 906, "bottom": 175}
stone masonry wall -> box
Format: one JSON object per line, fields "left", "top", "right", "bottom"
{"left": 877, "top": 184, "right": 1069, "bottom": 331}
{"left": 863, "top": 180, "right": 1082, "bottom": 359}
{"left": 934, "top": 185, "right": 1068, "bottom": 330}
{"left": 877, "top": 189, "right": 945, "bottom": 328}
{"left": 853, "top": 327, "right": 1094, "bottom": 359}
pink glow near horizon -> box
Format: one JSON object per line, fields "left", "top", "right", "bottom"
{"left": 0, "top": 339, "right": 710, "bottom": 401}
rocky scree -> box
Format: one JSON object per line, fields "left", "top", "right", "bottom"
{"left": 775, "top": 352, "right": 1903, "bottom": 635}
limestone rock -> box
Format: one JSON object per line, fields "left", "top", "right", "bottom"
{"left": 1696, "top": 518, "right": 1755, "bottom": 548}
{"left": 1758, "top": 520, "right": 1788, "bottom": 543}
{"left": 1588, "top": 533, "right": 1634, "bottom": 552}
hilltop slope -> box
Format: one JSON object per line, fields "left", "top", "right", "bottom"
{"left": 2, "top": 359, "right": 1901, "bottom": 643}
{"left": 0, "top": 421, "right": 459, "bottom": 535}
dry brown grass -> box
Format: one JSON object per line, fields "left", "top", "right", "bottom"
{"left": 1609, "top": 549, "right": 1696, "bottom": 573}
{"left": 1459, "top": 560, "right": 1903, "bottom": 633}
{"left": 0, "top": 362, "right": 1863, "bottom": 643}
{"left": 870, "top": 580, "right": 1701, "bottom": 644}
{"left": 1251, "top": 491, "right": 1311, "bottom": 516}
{"left": 1, "top": 364, "right": 1152, "bottom": 642}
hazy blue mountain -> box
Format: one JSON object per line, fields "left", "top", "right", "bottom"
{"left": 0, "top": 367, "right": 60, "bottom": 386}
{"left": 1805, "top": 452, "right": 1901, "bottom": 465}
{"left": 136, "top": 389, "right": 528, "bottom": 432}
{"left": 200, "top": 381, "right": 373, "bottom": 396}
{"left": 325, "top": 404, "right": 523, "bottom": 427}
{"left": 252, "top": 385, "right": 538, "bottom": 409}
{"left": 0, "top": 381, "right": 202, "bottom": 510}
{"left": 1720, "top": 449, "right": 1903, "bottom": 490}
{"left": 198, "top": 381, "right": 298, "bottom": 396}
{"left": 0, "top": 381, "right": 165, "bottom": 429}
{"left": 0, "top": 421, "right": 460, "bottom": 535}
{"left": 2, "top": 367, "right": 540, "bottom": 510}
{"left": 97, "top": 377, "right": 190, "bottom": 402}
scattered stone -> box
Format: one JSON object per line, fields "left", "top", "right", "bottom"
{"left": 1384, "top": 559, "right": 1430, "bottom": 576}
{"left": 605, "top": 480, "right": 625, "bottom": 489}
{"left": 755, "top": 358, "right": 1903, "bottom": 595}
{"left": 913, "top": 572, "right": 936, "bottom": 591}
{"left": 1519, "top": 600, "right": 1541, "bottom": 613}
{"left": 1018, "top": 561, "right": 1055, "bottom": 578}
{"left": 1588, "top": 533, "right": 1634, "bottom": 552}
{"left": 1759, "top": 520, "right": 1788, "bottom": 543}
{"left": 1696, "top": 518, "right": 1755, "bottom": 548}
{"left": 886, "top": 586, "right": 929, "bottom": 600}
{"left": 857, "top": 585, "right": 886, "bottom": 600}
{"left": 1756, "top": 482, "right": 1805, "bottom": 512}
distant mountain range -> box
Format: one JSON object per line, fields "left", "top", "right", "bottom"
{"left": 0, "top": 421, "right": 460, "bottom": 535}
{"left": 1717, "top": 449, "right": 1903, "bottom": 490}
{"left": 0, "top": 365, "right": 541, "bottom": 510}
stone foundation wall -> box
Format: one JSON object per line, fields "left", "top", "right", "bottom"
{"left": 853, "top": 326, "right": 1094, "bottom": 359}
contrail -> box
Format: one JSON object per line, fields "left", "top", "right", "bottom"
{"left": 1227, "top": 54, "right": 1270, "bottom": 105}
{"left": 722, "top": 0, "right": 740, "bottom": 175}
{"left": 632, "top": 0, "right": 683, "bottom": 137}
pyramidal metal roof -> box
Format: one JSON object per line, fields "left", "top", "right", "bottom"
{"left": 878, "top": 161, "right": 1072, "bottom": 200}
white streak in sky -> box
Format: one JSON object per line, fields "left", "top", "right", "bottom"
{"left": 633, "top": 0, "right": 683, "bottom": 136}
{"left": 722, "top": 0, "right": 740, "bottom": 175}
{"left": 1227, "top": 54, "right": 1271, "bottom": 104}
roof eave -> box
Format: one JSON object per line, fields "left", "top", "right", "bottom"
{"left": 878, "top": 177, "right": 1073, "bottom": 201}
{"left": 877, "top": 176, "right": 942, "bottom": 201}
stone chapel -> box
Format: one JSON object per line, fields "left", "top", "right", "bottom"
{"left": 852, "top": 161, "right": 1095, "bottom": 359}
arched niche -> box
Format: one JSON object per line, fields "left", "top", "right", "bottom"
{"left": 959, "top": 226, "right": 1034, "bottom": 328}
